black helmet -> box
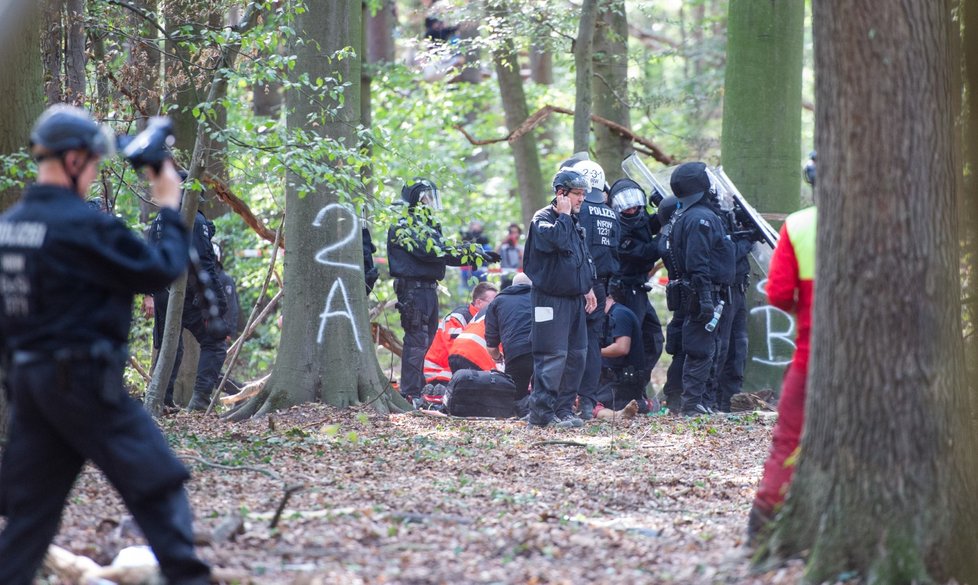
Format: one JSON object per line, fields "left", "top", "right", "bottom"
{"left": 670, "top": 162, "right": 711, "bottom": 208}
{"left": 552, "top": 168, "right": 589, "bottom": 193}
{"left": 400, "top": 178, "right": 440, "bottom": 209}
{"left": 803, "top": 151, "right": 816, "bottom": 187}
{"left": 656, "top": 195, "right": 679, "bottom": 226}
{"left": 609, "top": 178, "right": 647, "bottom": 214}
{"left": 30, "top": 105, "right": 114, "bottom": 159}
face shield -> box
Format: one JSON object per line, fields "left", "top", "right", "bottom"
{"left": 611, "top": 186, "right": 647, "bottom": 214}
{"left": 416, "top": 180, "right": 441, "bottom": 210}
{"left": 91, "top": 124, "right": 117, "bottom": 158}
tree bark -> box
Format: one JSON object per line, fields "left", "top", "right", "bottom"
{"left": 765, "top": 2, "right": 978, "bottom": 582}
{"left": 41, "top": 0, "right": 63, "bottom": 105}
{"left": 961, "top": 0, "right": 978, "bottom": 373}
{"left": 592, "top": 0, "right": 629, "bottom": 184}
{"left": 489, "top": 1, "right": 546, "bottom": 230}
{"left": 235, "top": 0, "right": 399, "bottom": 419}
{"left": 65, "top": 0, "right": 86, "bottom": 103}
{"left": 720, "top": 0, "right": 803, "bottom": 215}
{"left": 573, "top": 0, "right": 599, "bottom": 154}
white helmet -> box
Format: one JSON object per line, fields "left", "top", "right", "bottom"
{"left": 570, "top": 159, "right": 608, "bottom": 203}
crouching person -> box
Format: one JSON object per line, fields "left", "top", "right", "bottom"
{"left": 588, "top": 284, "right": 652, "bottom": 419}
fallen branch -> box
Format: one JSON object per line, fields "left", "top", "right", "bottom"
{"left": 269, "top": 484, "right": 305, "bottom": 529}
{"left": 202, "top": 173, "right": 284, "bottom": 248}
{"left": 532, "top": 440, "right": 588, "bottom": 448}
{"left": 220, "top": 372, "right": 270, "bottom": 405}
{"left": 371, "top": 321, "right": 403, "bottom": 357}
{"left": 455, "top": 103, "right": 678, "bottom": 166}
{"left": 178, "top": 454, "right": 280, "bottom": 481}
{"left": 128, "top": 356, "right": 151, "bottom": 384}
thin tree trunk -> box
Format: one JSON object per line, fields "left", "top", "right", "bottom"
{"left": 529, "top": 45, "right": 552, "bottom": 85}
{"left": 765, "top": 2, "right": 978, "bottom": 582}
{"left": 65, "top": 0, "right": 86, "bottom": 103}
{"left": 961, "top": 0, "right": 978, "bottom": 374}
{"left": 42, "top": 0, "right": 63, "bottom": 105}
{"left": 489, "top": 1, "right": 546, "bottom": 229}
{"left": 573, "top": 0, "right": 599, "bottom": 153}
{"left": 592, "top": 0, "right": 629, "bottom": 183}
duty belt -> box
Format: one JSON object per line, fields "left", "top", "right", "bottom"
{"left": 397, "top": 278, "right": 438, "bottom": 289}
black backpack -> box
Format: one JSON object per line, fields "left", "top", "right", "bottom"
{"left": 444, "top": 369, "right": 518, "bottom": 418}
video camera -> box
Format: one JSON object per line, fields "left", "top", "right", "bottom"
{"left": 117, "top": 117, "right": 175, "bottom": 172}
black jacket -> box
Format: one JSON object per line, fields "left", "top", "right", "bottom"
{"left": 0, "top": 185, "right": 189, "bottom": 353}
{"left": 578, "top": 200, "right": 619, "bottom": 279}
{"left": 523, "top": 206, "right": 594, "bottom": 297}
{"left": 484, "top": 283, "right": 532, "bottom": 360}
{"left": 387, "top": 208, "right": 465, "bottom": 281}
{"left": 618, "top": 210, "right": 661, "bottom": 284}
{"left": 670, "top": 201, "right": 736, "bottom": 291}
{"left": 151, "top": 209, "right": 226, "bottom": 314}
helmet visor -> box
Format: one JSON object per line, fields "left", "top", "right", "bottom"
{"left": 611, "top": 187, "right": 647, "bottom": 214}
{"left": 417, "top": 181, "right": 441, "bottom": 210}
{"left": 91, "top": 124, "right": 116, "bottom": 158}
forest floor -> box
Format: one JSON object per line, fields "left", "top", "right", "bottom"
{"left": 27, "top": 399, "right": 816, "bottom": 585}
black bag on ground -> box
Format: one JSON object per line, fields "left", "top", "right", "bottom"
{"left": 444, "top": 369, "right": 517, "bottom": 418}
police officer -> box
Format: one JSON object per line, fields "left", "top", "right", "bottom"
{"left": 0, "top": 105, "right": 210, "bottom": 583}
{"left": 593, "top": 284, "right": 648, "bottom": 415}
{"left": 151, "top": 180, "right": 228, "bottom": 412}
{"left": 565, "top": 159, "right": 619, "bottom": 420}
{"left": 387, "top": 179, "right": 498, "bottom": 404}
{"left": 609, "top": 179, "right": 665, "bottom": 386}
{"left": 668, "top": 162, "right": 735, "bottom": 416}
{"left": 655, "top": 195, "right": 685, "bottom": 413}
{"left": 523, "top": 169, "right": 597, "bottom": 428}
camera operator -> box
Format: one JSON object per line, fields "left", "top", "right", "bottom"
{"left": 0, "top": 105, "right": 210, "bottom": 583}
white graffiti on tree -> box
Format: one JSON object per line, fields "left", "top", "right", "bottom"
{"left": 750, "top": 278, "right": 796, "bottom": 367}
{"left": 312, "top": 203, "right": 363, "bottom": 350}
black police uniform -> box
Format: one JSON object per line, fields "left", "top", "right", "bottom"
{"left": 484, "top": 281, "right": 534, "bottom": 401}
{"left": 577, "top": 198, "right": 620, "bottom": 415}
{"left": 362, "top": 226, "right": 379, "bottom": 293}
{"left": 388, "top": 208, "right": 465, "bottom": 400}
{"left": 0, "top": 185, "right": 210, "bottom": 584}
{"left": 523, "top": 205, "right": 594, "bottom": 426}
{"left": 658, "top": 216, "right": 685, "bottom": 414}
{"left": 151, "top": 210, "right": 228, "bottom": 408}
{"left": 616, "top": 208, "right": 665, "bottom": 374}
{"left": 670, "top": 200, "right": 735, "bottom": 414}
{"left": 595, "top": 301, "right": 649, "bottom": 411}
{"left": 710, "top": 231, "right": 754, "bottom": 412}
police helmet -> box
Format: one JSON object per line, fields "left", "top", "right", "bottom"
{"left": 568, "top": 159, "right": 608, "bottom": 203}
{"left": 609, "top": 178, "right": 647, "bottom": 214}
{"left": 656, "top": 195, "right": 679, "bottom": 227}
{"left": 670, "top": 162, "right": 712, "bottom": 208}
{"left": 803, "top": 151, "right": 816, "bottom": 187}
{"left": 552, "top": 169, "right": 589, "bottom": 194}
{"left": 30, "top": 105, "right": 115, "bottom": 159}
{"left": 400, "top": 178, "right": 441, "bottom": 210}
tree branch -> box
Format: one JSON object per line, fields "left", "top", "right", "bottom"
{"left": 202, "top": 174, "right": 284, "bottom": 248}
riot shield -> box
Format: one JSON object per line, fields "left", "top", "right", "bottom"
{"left": 713, "top": 167, "right": 779, "bottom": 249}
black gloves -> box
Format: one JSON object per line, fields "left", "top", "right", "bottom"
{"left": 481, "top": 250, "right": 502, "bottom": 263}
{"left": 205, "top": 317, "right": 230, "bottom": 339}
{"left": 696, "top": 289, "right": 715, "bottom": 322}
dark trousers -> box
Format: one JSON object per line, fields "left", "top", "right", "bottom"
{"left": 0, "top": 360, "right": 210, "bottom": 585}
{"left": 714, "top": 286, "right": 748, "bottom": 412}
{"left": 396, "top": 282, "right": 439, "bottom": 399}
{"left": 595, "top": 370, "right": 648, "bottom": 412}
{"left": 528, "top": 289, "right": 587, "bottom": 425}
{"left": 154, "top": 293, "right": 228, "bottom": 405}
{"left": 681, "top": 294, "right": 721, "bottom": 413}
{"left": 618, "top": 283, "right": 665, "bottom": 372}
{"left": 580, "top": 281, "right": 608, "bottom": 411}
{"left": 505, "top": 352, "right": 534, "bottom": 400}
{"left": 663, "top": 315, "right": 685, "bottom": 413}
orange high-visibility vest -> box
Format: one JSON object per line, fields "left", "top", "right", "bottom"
{"left": 448, "top": 314, "right": 496, "bottom": 371}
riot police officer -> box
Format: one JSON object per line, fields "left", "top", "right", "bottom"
{"left": 609, "top": 179, "right": 665, "bottom": 388}
{"left": 387, "top": 179, "right": 498, "bottom": 404}
{"left": 655, "top": 195, "right": 685, "bottom": 413}
{"left": 0, "top": 105, "right": 211, "bottom": 584}
{"left": 523, "top": 169, "right": 597, "bottom": 428}
{"left": 565, "top": 159, "right": 619, "bottom": 420}
{"left": 667, "top": 162, "right": 735, "bottom": 416}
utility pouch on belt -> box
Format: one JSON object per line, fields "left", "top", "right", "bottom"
{"left": 665, "top": 280, "right": 684, "bottom": 312}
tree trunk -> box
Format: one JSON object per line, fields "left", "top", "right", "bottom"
{"left": 529, "top": 45, "right": 552, "bottom": 85}
{"left": 765, "top": 2, "right": 978, "bottom": 582}
{"left": 592, "top": 0, "right": 629, "bottom": 184}
{"left": 961, "top": 0, "right": 978, "bottom": 372}
{"left": 41, "top": 0, "right": 63, "bottom": 105}
{"left": 490, "top": 2, "right": 546, "bottom": 230}
{"left": 365, "top": 0, "right": 395, "bottom": 63}
{"left": 573, "top": 0, "right": 599, "bottom": 154}
{"left": 127, "top": 0, "right": 162, "bottom": 222}
{"left": 65, "top": 0, "right": 86, "bottom": 103}
{"left": 721, "top": 0, "right": 804, "bottom": 396}
{"left": 720, "top": 0, "right": 803, "bottom": 215}
{"left": 234, "top": 0, "right": 399, "bottom": 419}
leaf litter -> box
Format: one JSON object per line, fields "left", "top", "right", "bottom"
{"left": 19, "top": 404, "right": 809, "bottom": 584}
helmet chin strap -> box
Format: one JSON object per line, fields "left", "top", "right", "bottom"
{"left": 59, "top": 151, "right": 92, "bottom": 195}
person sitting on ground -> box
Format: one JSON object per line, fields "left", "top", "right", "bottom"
{"left": 586, "top": 284, "right": 653, "bottom": 420}
{"left": 422, "top": 282, "right": 497, "bottom": 388}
